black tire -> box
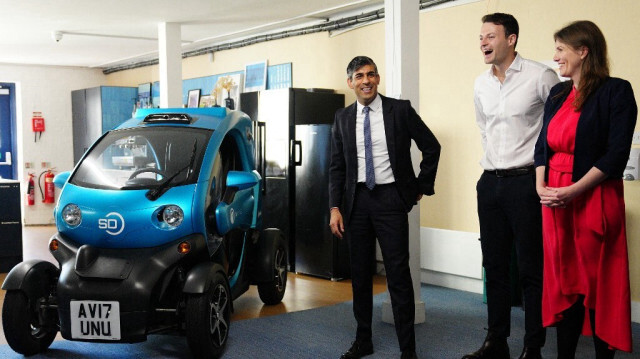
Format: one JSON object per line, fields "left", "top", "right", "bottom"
{"left": 2, "top": 291, "right": 57, "bottom": 356}
{"left": 257, "top": 240, "right": 287, "bottom": 305}
{"left": 185, "top": 272, "right": 231, "bottom": 359}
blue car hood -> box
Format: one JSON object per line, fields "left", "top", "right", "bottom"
{"left": 56, "top": 183, "right": 198, "bottom": 248}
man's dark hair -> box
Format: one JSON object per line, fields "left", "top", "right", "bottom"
{"left": 346, "top": 56, "right": 378, "bottom": 79}
{"left": 482, "top": 13, "right": 519, "bottom": 49}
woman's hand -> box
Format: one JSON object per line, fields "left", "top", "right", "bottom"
{"left": 536, "top": 166, "right": 607, "bottom": 208}
{"left": 539, "top": 185, "right": 577, "bottom": 208}
{"left": 535, "top": 166, "right": 563, "bottom": 207}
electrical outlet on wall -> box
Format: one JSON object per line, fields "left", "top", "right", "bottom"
{"left": 633, "top": 131, "right": 640, "bottom": 145}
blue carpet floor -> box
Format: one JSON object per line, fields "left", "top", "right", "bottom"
{"left": 1, "top": 285, "right": 638, "bottom": 358}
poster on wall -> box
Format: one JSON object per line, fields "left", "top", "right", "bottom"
{"left": 151, "top": 82, "right": 160, "bottom": 107}
{"left": 244, "top": 61, "right": 267, "bottom": 92}
{"left": 187, "top": 89, "right": 201, "bottom": 108}
{"left": 138, "top": 83, "right": 152, "bottom": 109}
{"left": 267, "top": 63, "right": 292, "bottom": 89}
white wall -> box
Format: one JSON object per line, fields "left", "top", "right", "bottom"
{"left": 0, "top": 64, "right": 105, "bottom": 225}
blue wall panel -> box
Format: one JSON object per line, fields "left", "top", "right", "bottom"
{"left": 101, "top": 86, "right": 138, "bottom": 131}
{"left": 182, "top": 71, "right": 244, "bottom": 106}
{"left": 149, "top": 63, "right": 293, "bottom": 108}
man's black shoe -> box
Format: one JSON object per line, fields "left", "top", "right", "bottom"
{"left": 518, "top": 346, "right": 542, "bottom": 359}
{"left": 401, "top": 350, "right": 418, "bottom": 359}
{"left": 461, "top": 338, "right": 509, "bottom": 359}
{"left": 340, "top": 341, "right": 374, "bottom": 359}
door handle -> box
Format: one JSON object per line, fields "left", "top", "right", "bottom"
{"left": 0, "top": 152, "right": 11, "bottom": 165}
{"left": 256, "top": 121, "right": 266, "bottom": 194}
{"left": 291, "top": 140, "right": 302, "bottom": 166}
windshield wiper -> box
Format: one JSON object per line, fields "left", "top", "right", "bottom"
{"left": 146, "top": 140, "right": 198, "bottom": 201}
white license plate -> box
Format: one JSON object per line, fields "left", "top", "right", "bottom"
{"left": 70, "top": 300, "right": 121, "bottom": 340}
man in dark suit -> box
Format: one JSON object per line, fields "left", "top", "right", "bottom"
{"left": 329, "top": 56, "right": 440, "bottom": 359}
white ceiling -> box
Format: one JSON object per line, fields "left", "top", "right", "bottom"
{"left": 0, "top": 0, "right": 384, "bottom": 70}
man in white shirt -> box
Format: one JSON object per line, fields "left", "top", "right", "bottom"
{"left": 462, "top": 13, "right": 559, "bottom": 359}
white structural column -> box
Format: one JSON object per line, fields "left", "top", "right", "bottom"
{"left": 382, "top": 0, "right": 425, "bottom": 325}
{"left": 158, "top": 22, "right": 183, "bottom": 108}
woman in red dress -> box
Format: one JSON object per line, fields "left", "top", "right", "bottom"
{"left": 534, "top": 21, "right": 637, "bottom": 358}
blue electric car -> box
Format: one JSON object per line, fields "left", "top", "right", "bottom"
{"left": 2, "top": 108, "right": 287, "bottom": 358}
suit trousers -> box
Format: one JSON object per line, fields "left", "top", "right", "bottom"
{"left": 347, "top": 183, "right": 415, "bottom": 352}
{"left": 476, "top": 171, "right": 546, "bottom": 347}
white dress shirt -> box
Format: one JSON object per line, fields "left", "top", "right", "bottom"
{"left": 355, "top": 94, "right": 395, "bottom": 184}
{"left": 474, "top": 53, "right": 560, "bottom": 170}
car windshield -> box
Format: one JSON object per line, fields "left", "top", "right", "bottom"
{"left": 70, "top": 127, "right": 211, "bottom": 190}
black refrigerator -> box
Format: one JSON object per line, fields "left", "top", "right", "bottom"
{"left": 0, "top": 181, "right": 22, "bottom": 272}
{"left": 240, "top": 88, "right": 349, "bottom": 280}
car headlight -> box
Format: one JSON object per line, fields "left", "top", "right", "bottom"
{"left": 62, "top": 204, "right": 82, "bottom": 227}
{"left": 161, "top": 205, "right": 184, "bottom": 227}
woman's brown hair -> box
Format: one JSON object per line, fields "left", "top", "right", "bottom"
{"left": 554, "top": 20, "right": 609, "bottom": 110}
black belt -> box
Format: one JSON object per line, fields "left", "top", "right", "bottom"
{"left": 356, "top": 182, "right": 395, "bottom": 189}
{"left": 484, "top": 165, "right": 534, "bottom": 177}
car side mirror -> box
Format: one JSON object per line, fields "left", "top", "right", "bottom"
{"left": 53, "top": 171, "right": 71, "bottom": 189}
{"left": 225, "top": 171, "right": 259, "bottom": 190}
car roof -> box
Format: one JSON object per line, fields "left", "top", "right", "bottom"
{"left": 117, "top": 107, "right": 228, "bottom": 131}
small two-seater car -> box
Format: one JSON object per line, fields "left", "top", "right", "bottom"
{"left": 2, "top": 107, "right": 287, "bottom": 358}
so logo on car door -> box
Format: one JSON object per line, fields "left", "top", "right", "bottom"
{"left": 98, "top": 212, "right": 125, "bottom": 235}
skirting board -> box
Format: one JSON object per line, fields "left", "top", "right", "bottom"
{"left": 420, "top": 268, "right": 483, "bottom": 294}
{"left": 419, "top": 227, "right": 482, "bottom": 280}
{"left": 418, "top": 226, "right": 640, "bottom": 323}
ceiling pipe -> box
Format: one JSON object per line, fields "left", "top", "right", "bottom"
{"left": 102, "top": 0, "right": 453, "bottom": 74}
{"left": 54, "top": 30, "right": 193, "bottom": 43}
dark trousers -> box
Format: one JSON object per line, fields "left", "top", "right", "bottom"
{"left": 347, "top": 183, "right": 415, "bottom": 352}
{"left": 476, "top": 172, "right": 546, "bottom": 347}
{"left": 556, "top": 297, "right": 615, "bottom": 359}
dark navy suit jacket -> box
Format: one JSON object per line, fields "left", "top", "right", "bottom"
{"left": 329, "top": 95, "right": 441, "bottom": 221}
{"left": 534, "top": 77, "right": 637, "bottom": 181}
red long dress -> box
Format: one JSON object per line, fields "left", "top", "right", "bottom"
{"left": 541, "top": 87, "right": 632, "bottom": 352}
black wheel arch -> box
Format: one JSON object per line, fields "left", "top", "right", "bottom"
{"left": 2, "top": 260, "right": 59, "bottom": 299}
{"left": 182, "top": 261, "right": 233, "bottom": 314}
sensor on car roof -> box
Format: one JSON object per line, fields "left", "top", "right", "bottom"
{"left": 143, "top": 113, "right": 193, "bottom": 123}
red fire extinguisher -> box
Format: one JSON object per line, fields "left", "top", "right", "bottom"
{"left": 39, "top": 169, "right": 55, "bottom": 204}
{"left": 26, "top": 173, "right": 35, "bottom": 206}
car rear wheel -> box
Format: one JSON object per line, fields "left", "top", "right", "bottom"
{"left": 257, "top": 240, "right": 287, "bottom": 305}
{"left": 185, "top": 272, "right": 230, "bottom": 358}
{"left": 2, "top": 290, "right": 57, "bottom": 356}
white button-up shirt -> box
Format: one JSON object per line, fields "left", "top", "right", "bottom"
{"left": 474, "top": 53, "right": 560, "bottom": 170}
{"left": 355, "top": 94, "right": 395, "bottom": 184}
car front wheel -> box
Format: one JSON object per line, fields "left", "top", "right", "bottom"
{"left": 185, "top": 272, "right": 230, "bottom": 358}
{"left": 2, "top": 290, "right": 57, "bottom": 356}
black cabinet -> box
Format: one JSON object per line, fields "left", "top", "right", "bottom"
{"left": 71, "top": 86, "right": 137, "bottom": 164}
{"left": 0, "top": 181, "right": 22, "bottom": 272}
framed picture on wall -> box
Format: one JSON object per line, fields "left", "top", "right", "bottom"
{"left": 199, "top": 95, "right": 215, "bottom": 108}
{"left": 187, "top": 89, "right": 200, "bottom": 108}
{"left": 138, "top": 83, "right": 151, "bottom": 109}
{"left": 244, "top": 61, "right": 267, "bottom": 92}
